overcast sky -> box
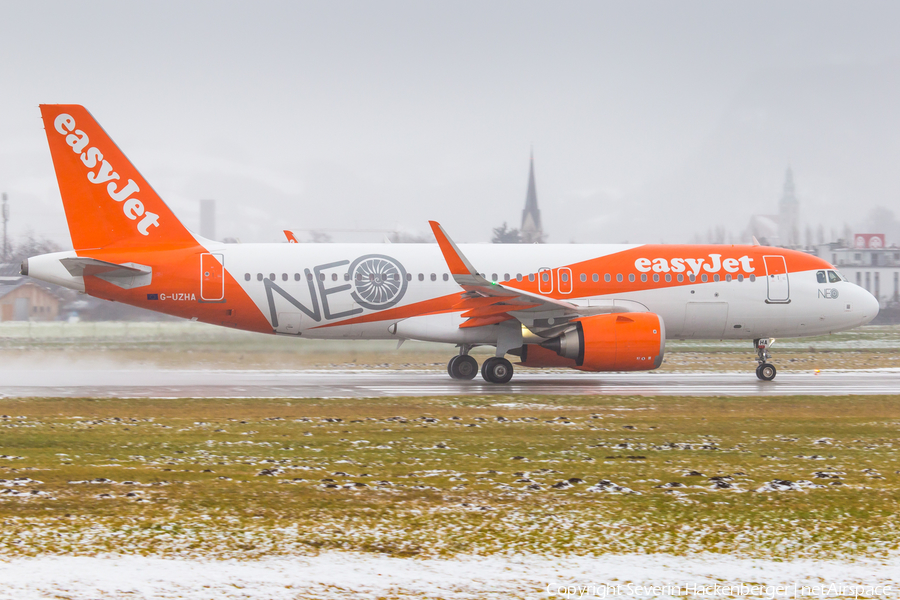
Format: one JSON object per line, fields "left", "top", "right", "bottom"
{"left": 2, "top": 1, "right": 900, "bottom": 248}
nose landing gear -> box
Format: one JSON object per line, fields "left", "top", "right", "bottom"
{"left": 754, "top": 338, "right": 777, "bottom": 381}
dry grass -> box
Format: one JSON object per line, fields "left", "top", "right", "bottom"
{"left": 1, "top": 393, "right": 898, "bottom": 560}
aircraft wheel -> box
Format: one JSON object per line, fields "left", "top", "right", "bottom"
{"left": 482, "top": 356, "right": 513, "bottom": 384}
{"left": 756, "top": 363, "right": 776, "bottom": 381}
{"left": 448, "top": 355, "right": 478, "bottom": 380}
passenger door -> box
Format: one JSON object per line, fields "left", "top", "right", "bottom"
{"left": 763, "top": 255, "right": 790, "bottom": 303}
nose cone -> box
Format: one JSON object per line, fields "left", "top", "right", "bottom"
{"left": 858, "top": 288, "right": 880, "bottom": 325}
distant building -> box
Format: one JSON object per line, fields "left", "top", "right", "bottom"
{"left": 0, "top": 279, "right": 60, "bottom": 321}
{"left": 747, "top": 168, "right": 800, "bottom": 247}
{"left": 778, "top": 168, "right": 800, "bottom": 246}
{"left": 520, "top": 153, "right": 545, "bottom": 243}
{"left": 816, "top": 233, "right": 900, "bottom": 308}
{"left": 200, "top": 199, "right": 216, "bottom": 240}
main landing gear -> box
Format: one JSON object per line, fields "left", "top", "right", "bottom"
{"left": 481, "top": 356, "right": 514, "bottom": 384}
{"left": 754, "top": 338, "right": 777, "bottom": 381}
{"left": 447, "top": 347, "right": 514, "bottom": 384}
{"left": 447, "top": 354, "right": 478, "bottom": 380}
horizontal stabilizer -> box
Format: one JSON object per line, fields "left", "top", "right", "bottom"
{"left": 60, "top": 257, "right": 152, "bottom": 289}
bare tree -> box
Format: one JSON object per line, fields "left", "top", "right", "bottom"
{"left": 7, "top": 231, "right": 61, "bottom": 265}
{"left": 492, "top": 222, "right": 522, "bottom": 243}
{"left": 308, "top": 230, "right": 333, "bottom": 243}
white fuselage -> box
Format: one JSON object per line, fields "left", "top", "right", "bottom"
{"left": 208, "top": 242, "right": 878, "bottom": 344}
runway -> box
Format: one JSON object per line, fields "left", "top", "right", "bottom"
{"left": 1, "top": 367, "right": 899, "bottom": 398}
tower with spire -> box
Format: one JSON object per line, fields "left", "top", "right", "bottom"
{"left": 520, "top": 152, "right": 545, "bottom": 243}
{"left": 778, "top": 167, "right": 800, "bottom": 246}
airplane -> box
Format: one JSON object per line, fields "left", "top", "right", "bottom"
{"left": 22, "top": 105, "right": 880, "bottom": 383}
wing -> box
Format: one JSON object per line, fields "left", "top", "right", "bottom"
{"left": 428, "top": 221, "right": 626, "bottom": 335}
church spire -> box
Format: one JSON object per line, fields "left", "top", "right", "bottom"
{"left": 778, "top": 166, "right": 799, "bottom": 246}
{"left": 520, "top": 150, "right": 544, "bottom": 243}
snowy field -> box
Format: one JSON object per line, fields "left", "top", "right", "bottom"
{"left": 1, "top": 552, "right": 899, "bottom": 599}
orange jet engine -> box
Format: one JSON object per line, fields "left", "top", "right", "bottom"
{"left": 524, "top": 313, "right": 665, "bottom": 372}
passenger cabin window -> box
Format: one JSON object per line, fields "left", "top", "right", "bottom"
{"left": 616, "top": 274, "right": 623, "bottom": 282}
{"left": 604, "top": 274, "right": 611, "bottom": 282}
{"left": 443, "top": 274, "right": 449, "bottom": 281}
{"left": 580, "top": 273, "right": 587, "bottom": 282}
{"left": 653, "top": 274, "right": 659, "bottom": 282}
{"left": 430, "top": 273, "right": 436, "bottom": 281}
{"left": 516, "top": 274, "right": 523, "bottom": 281}
{"left": 418, "top": 273, "right": 424, "bottom": 281}
{"left": 592, "top": 274, "right": 599, "bottom": 282}
{"left": 560, "top": 272, "right": 569, "bottom": 282}
{"left": 295, "top": 273, "right": 301, "bottom": 281}
{"left": 257, "top": 273, "right": 263, "bottom": 281}
{"left": 269, "top": 273, "right": 276, "bottom": 281}
{"left": 541, "top": 272, "right": 550, "bottom": 282}
{"left": 827, "top": 270, "right": 841, "bottom": 283}
{"left": 244, "top": 273, "right": 251, "bottom": 281}
{"left": 817, "top": 270, "right": 827, "bottom": 284}
{"left": 282, "top": 273, "right": 288, "bottom": 281}
{"left": 529, "top": 273, "right": 536, "bottom": 282}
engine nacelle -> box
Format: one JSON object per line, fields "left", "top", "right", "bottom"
{"left": 518, "top": 343, "right": 579, "bottom": 369}
{"left": 536, "top": 312, "right": 665, "bottom": 372}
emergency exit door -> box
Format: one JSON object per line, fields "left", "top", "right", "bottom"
{"left": 201, "top": 253, "right": 224, "bottom": 301}
{"left": 763, "top": 255, "right": 790, "bottom": 303}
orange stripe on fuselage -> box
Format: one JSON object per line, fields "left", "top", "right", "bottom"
{"left": 496, "top": 245, "right": 829, "bottom": 299}
{"left": 312, "top": 292, "right": 463, "bottom": 329}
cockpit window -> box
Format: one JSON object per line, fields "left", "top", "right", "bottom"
{"left": 827, "top": 270, "right": 842, "bottom": 283}
{"left": 816, "top": 270, "right": 827, "bottom": 284}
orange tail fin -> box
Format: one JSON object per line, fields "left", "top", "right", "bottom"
{"left": 39, "top": 104, "right": 198, "bottom": 251}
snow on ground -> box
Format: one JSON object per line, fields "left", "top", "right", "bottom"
{"left": 1, "top": 553, "right": 898, "bottom": 599}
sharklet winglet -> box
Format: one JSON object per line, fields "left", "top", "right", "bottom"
{"left": 428, "top": 221, "right": 495, "bottom": 288}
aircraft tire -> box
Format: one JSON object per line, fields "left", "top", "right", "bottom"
{"left": 448, "top": 355, "right": 478, "bottom": 380}
{"left": 757, "top": 363, "right": 776, "bottom": 381}
{"left": 447, "top": 355, "right": 461, "bottom": 379}
{"left": 482, "top": 357, "right": 513, "bottom": 384}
